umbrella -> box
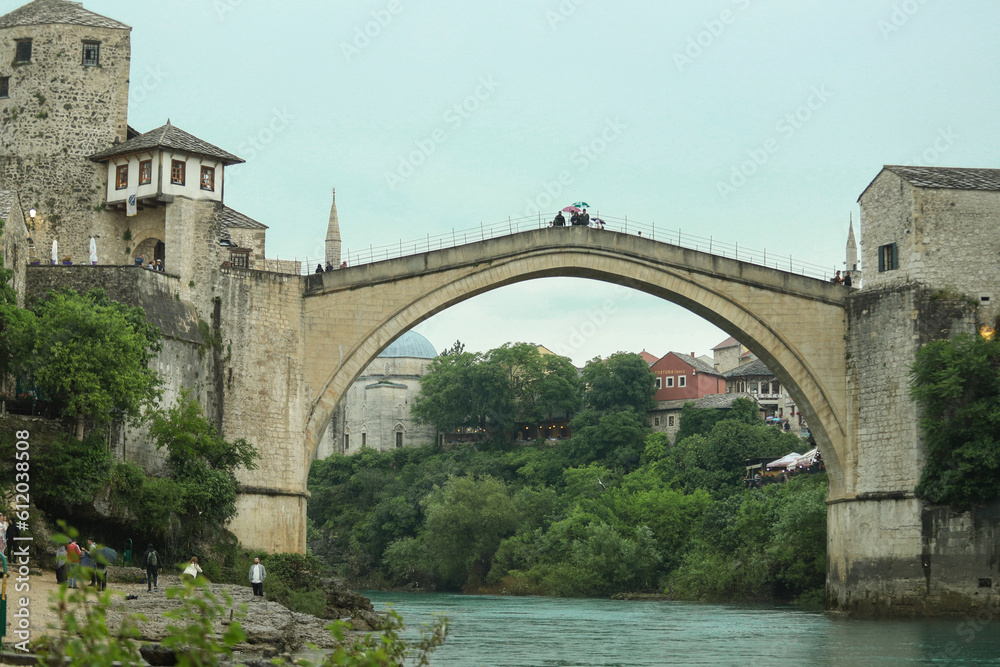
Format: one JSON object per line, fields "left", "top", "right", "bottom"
{"left": 94, "top": 546, "right": 118, "bottom": 566}
{"left": 561, "top": 206, "right": 581, "bottom": 213}
{"left": 89, "top": 237, "right": 98, "bottom": 265}
{"left": 51, "top": 239, "right": 58, "bottom": 265}
{"left": 573, "top": 201, "right": 590, "bottom": 209}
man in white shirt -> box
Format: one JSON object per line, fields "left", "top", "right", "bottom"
{"left": 249, "top": 557, "right": 267, "bottom": 597}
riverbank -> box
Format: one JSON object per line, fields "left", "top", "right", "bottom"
{"left": 3, "top": 568, "right": 381, "bottom": 663}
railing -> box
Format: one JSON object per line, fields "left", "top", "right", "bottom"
{"left": 295, "top": 214, "right": 838, "bottom": 280}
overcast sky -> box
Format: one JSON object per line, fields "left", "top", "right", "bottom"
{"left": 24, "top": 0, "right": 1000, "bottom": 365}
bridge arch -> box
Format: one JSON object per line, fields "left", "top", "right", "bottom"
{"left": 302, "top": 229, "right": 852, "bottom": 498}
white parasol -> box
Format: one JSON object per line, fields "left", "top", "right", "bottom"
{"left": 51, "top": 239, "right": 58, "bottom": 265}
{"left": 89, "top": 237, "right": 98, "bottom": 265}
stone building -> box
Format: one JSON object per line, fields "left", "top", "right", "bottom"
{"left": 647, "top": 351, "right": 726, "bottom": 440}
{"left": 315, "top": 330, "right": 439, "bottom": 458}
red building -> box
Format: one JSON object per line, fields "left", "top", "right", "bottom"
{"left": 649, "top": 352, "right": 725, "bottom": 402}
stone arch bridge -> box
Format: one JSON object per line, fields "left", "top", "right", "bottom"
{"left": 215, "top": 223, "right": 991, "bottom": 616}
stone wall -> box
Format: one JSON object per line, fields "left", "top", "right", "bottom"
{"left": 212, "top": 267, "right": 308, "bottom": 552}
{"left": 833, "top": 205, "right": 997, "bottom": 615}
{"left": 1, "top": 189, "right": 28, "bottom": 306}
{"left": 0, "top": 20, "right": 130, "bottom": 277}
{"left": 24, "top": 265, "right": 214, "bottom": 474}
{"left": 861, "top": 171, "right": 1000, "bottom": 324}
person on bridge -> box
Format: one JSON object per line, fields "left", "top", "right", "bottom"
{"left": 316, "top": 263, "right": 324, "bottom": 273}
{"left": 580, "top": 209, "right": 590, "bottom": 226}
{"left": 843, "top": 271, "right": 853, "bottom": 287}
{"left": 552, "top": 211, "right": 566, "bottom": 227}
{"left": 570, "top": 211, "right": 581, "bottom": 225}
{"left": 325, "top": 262, "right": 334, "bottom": 272}
{"left": 831, "top": 270, "right": 842, "bottom": 284}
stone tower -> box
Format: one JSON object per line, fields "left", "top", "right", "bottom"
{"left": 325, "top": 187, "right": 341, "bottom": 268}
{"left": 0, "top": 0, "right": 131, "bottom": 264}
{"left": 845, "top": 213, "right": 859, "bottom": 282}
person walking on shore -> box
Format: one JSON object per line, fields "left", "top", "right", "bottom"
{"left": 249, "top": 557, "right": 267, "bottom": 598}
{"left": 143, "top": 543, "right": 161, "bottom": 592}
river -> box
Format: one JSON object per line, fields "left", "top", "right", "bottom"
{"left": 364, "top": 592, "right": 1000, "bottom": 666}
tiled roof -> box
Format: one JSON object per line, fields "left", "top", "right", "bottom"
{"left": 638, "top": 350, "right": 658, "bottom": 365}
{"left": 711, "top": 336, "right": 739, "bottom": 350}
{"left": 222, "top": 206, "right": 267, "bottom": 230}
{"left": 651, "top": 399, "right": 691, "bottom": 412}
{"left": 724, "top": 359, "right": 774, "bottom": 379}
{"left": 667, "top": 351, "right": 720, "bottom": 376}
{"left": 0, "top": 190, "right": 16, "bottom": 221}
{"left": 89, "top": 121, "right": 244, "bottom": 165}
{"left": 694, "top": 392, "right": 756, "bottom": 409}
{"left": 0, "top": 0, "right": 130, "bottom": 30}
{"left": 884, "top": 166, "right": 1000, "bottom": 192}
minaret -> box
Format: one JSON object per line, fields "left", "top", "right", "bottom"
{"left": 325, "top": 187, "right": 342, "bottom": 268}
{"left": 846, "top": 213, "right": 859, "bottom": 279}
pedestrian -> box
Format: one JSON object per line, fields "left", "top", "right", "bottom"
{"left": 0, "top": 515, "right": 7, "bottom": 554}
{"left": 315, "top": 263, "right": 324, "bottom": 274}
{"left": 66, "top": 539, "right": 82, "bottom": 588}
{"left": 6, "top": 517, "right": 20, "bottom": 553}
{"left": 182, "top": 556, "right": 203, "bottom": 581}
{"left": 579, "top": 208, "right": 590, "bottom": 226}
{"left": 55, "top": 545, "right": 67, "bottom": 584}
{"left": 843, "top": 271, "right": 852, "bottom": 287}
{"left": 325, "top": 262, "right": 334, "bottom": 272}
{"left": 142, "top": 543, "right": 161, "bottom": 592}
{"left": 87, "top": 540, "right": 108, "bottom": 591}
{"left": 249, "top": 556, "right": 267, "bottom": 597}
{"left": 831, "top": 270, "right": 842, "bottom": 284}
{"left": 552, "top": 211, "right": 566, "bottom": 227}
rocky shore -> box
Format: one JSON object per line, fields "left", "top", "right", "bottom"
{"left": 11, "top": 568, "right": 383, "bottom": 665}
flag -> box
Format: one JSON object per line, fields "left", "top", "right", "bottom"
{"left": 126, "top": 192, "right": 137, "bottom": 217}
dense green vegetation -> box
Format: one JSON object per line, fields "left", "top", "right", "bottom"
{"left": 310, "top": 351, "right": 825, "bottom": 603}
{"left": 911, "top": 331, "right": 1000, "bottom": 509}
{"left": 0, "top": 287, "right": 161, "bottom": 439}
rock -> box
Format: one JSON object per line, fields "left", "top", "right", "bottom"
{"left": 104, "top": 576, "right": 348, "bottom": 654}
{"left": 139, "top": 643, "right": 177, "bottom": 665}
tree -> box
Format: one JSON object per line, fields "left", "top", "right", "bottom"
{"left": 149, "top": 389, "right": 260, "bottom": 530}
{"left": 2, "top": 288, "right": 161, "bottom": 438}
{"left": 413, "top": 341, "right": 581, "bottom": 439}
{"left": 911, "top": 332, "right": 1000, "bottom": 508}
{"left": 580, "top": 352, "right": 656, "bottom": 413}
{"left": 674, "top": 396, "right": 760, "bottom": 444}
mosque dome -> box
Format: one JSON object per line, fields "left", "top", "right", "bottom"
{"left": 378, "top": 331, "right": 437, "bottom": 359}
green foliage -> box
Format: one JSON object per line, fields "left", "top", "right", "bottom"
{"left": 911, "top": 332, "right": 1000, "bottom": 508}
{"left": 413, "top": 341, "right": 581, "bottom": 439}
{"left": 674, "top": 396, "right": 760, "bottom": 443}
{"left": 1, "top": 287, "right": 161, "bottom": 431}
{"left": 287, "top": 608, "right": 448, "bottom": 667}
{"left": 580, "top": 352, "right": 656, "bottom": 413}
{"left": 667, "top": 474, "right": 828, "bottom": 602}
{"left": 149, "top": 389, "right": 259, "bottom": 529}
{"left": 308, "top": 412, "right": 819, "bottom": 601}
{"left": 33, "top": 432, "right": 113, "bottom": 508}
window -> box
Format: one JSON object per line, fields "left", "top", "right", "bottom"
{"left": 878, "top": 243, "right": 898, "bottom": 272}
{"left": 200, "top": 165, "right": 215, "bottom": 191}
{"left": 396, "top": 431, "right": 403, "bottom": 448}
{"left": 678, "top": 375, "right": 686, "bottom": 388}
{"left": 361, "top": 433, "right": 367, "bottom": 447}
{"left": 654, "top": 416, "right": 660, "bottom": 426}
{"left": 654, "top": 377, "right": 661, "bottom": 389}
{"left": 170, "top": 159, "right": 185, "bottom": 185}
{"left": 14, "top": 39, "right": 31, "bottom": 63}
{"left": 82, "top": 41, "right": 100, "bottom": 66}
{"left": 668, "top": 415, "right": 675, "bottom": 427}
{"left": 344, "top": 434, "right": 349, "bottom": 450}
{"left": 115, "top": 164, "right": 128, "bottom": 190}
{"left": 0, "top": 76, "right": 8, "bottom": 99}
{"left": 665, "top": 377, "right": 674, "bottom": 388}
{"left": 772, "top": 381, "right": 780, "bottom": 394}
{"left": 139, "top": 160, "right": 152, "bottom": 185}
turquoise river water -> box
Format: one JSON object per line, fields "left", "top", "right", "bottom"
{"left": 364, "top": 592, "right": 1000, "bottom": 666}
